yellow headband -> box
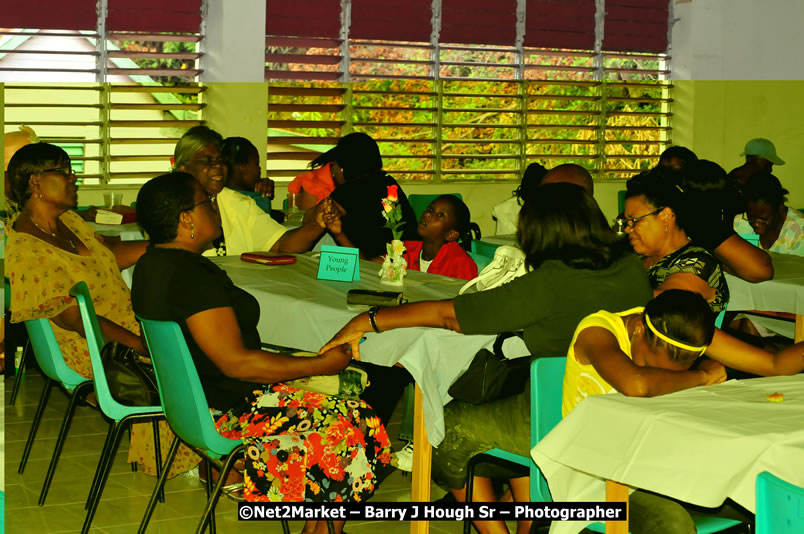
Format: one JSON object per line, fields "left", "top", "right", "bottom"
{"left": 644, "top": 313, "right": 708, "bottom": 356}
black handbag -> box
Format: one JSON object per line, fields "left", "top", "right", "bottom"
{"left": 448, "top": 332, "right": 531, "bottom": 405}
{"left": 101, "top": 341, "right": 160, "bottom": 406}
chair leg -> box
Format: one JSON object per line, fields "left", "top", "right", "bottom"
{"left": 18, "top": 377, "right": 53, "bottom": 475}
{"left": 327, "top": 520, "right": 336, "bottom": 534}
{"left": 196, "top": 445, "right": 245, "bottom": 534}
{"left": 137, "top": 436, "right": 180, "bottom": 534}
{"left": 38, "top": 380, "right": 93, "bottom": 506}
{"left": 85, "top": 423, "right": 116, "bottom": 510}
{"left": 151, "top": 418, "right": 165, "bottom": 503}
{"left": 464, "top": 455, "right": 480, "bottom": 534}
{"left": 9, "top": 340, "right": 30, "bottom": 407}
{"left": 281, "top": 520, "right": 291, "bottom": 534}
{"left": 82, "top": 420, "right": 128, "bottom": 534}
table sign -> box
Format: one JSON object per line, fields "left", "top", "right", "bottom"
{"left": 317, "top": 245, "right": 360, "bottom": 282}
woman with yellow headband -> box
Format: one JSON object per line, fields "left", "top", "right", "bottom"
{"left": 563, "top": 289, "right": 804, "bottom": 534}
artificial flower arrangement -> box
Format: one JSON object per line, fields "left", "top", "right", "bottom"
{"left": 379, "top": 185, "right": 408, "bottom": 284}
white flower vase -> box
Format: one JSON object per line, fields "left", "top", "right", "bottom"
{"left": 379, "top": 239, "right": 407, "bottom": 286}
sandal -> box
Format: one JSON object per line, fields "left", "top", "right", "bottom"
{"left": 222, "top": 482, "right": 246, "bottom": 502}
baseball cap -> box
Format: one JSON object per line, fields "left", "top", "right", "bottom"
{"left": 740, "top": 138, "right": 785, "bottom": 165}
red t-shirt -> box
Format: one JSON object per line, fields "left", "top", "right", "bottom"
{"left": 402, "top": 240, "right": 478, "bottom": 281}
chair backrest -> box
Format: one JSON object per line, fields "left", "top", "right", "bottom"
{"left": 739, "top": 233, "right": 761, "bottom": 247}
{"left": 25, "top": 318, "right": 88, "bottom": 390}
{"left": 408, "top": 193, "right": 463, "bottom": 220}
{"left": 530, "top": 356, "right": 567, "bottom": 502}
{"left": 138, "top": 316, "right": 242, "bottom": 458}
{"left": 467, "top": 251, "right": 492, "bottom": 272}
{"left": 756, "top": 471, "right": 804, "bottom": 534}
{"left": 70, "top": 281, "right": 159, "bottom": 420}
{"left": 471, "top": 240, "right": 502, "bottom": 259}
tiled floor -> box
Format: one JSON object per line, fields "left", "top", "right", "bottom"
{"left": 5, "top": 369, "right": 483, "bottom": 534}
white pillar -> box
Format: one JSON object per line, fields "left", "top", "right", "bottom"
{"left": 201, "top": 0, "right": 266, "bottom": 82}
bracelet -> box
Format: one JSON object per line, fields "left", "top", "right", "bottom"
{"left": 367, "top": 306, "right": 382, "bottom": 333}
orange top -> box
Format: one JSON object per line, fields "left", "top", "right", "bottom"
{"left": 287, "top": 162, "right": 336, "bottom": 203}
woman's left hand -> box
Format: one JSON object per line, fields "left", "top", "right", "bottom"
{"left": 319, "top": 315, "right": 368, "bottom": 360}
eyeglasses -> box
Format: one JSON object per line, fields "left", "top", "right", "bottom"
{"left": 40, "top": 167, "right": 76, "bottom": 178}
{"left": 193, "top": 156, "right": 224, "bottom": 167}
{"left": 741, "top": 214, "right": 770, "bottom": 225}
{"left": 616, "top": 207, "right": 664, "bottom": 229}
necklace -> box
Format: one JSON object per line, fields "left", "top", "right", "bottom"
{"left": 29, "top": 216, "right": 76, "bottom": 249}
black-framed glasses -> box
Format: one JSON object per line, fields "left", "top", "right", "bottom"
{"left": 40, "top": 167, "right": 76, "bottom": 178}
{"left": 616, "top": 207, "right": 664, "bottom": 229}
{"left": 741, "top": 213, "right": 770, "bottom": 225}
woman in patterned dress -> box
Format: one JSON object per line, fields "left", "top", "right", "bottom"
{"left": 131, "top": 172, "right": 392, "bottom": 534}
{"left": 621, "top": 172, "right": 729, "bottom": 313}
{"left": 5, "top": 142, "right": 199, "bottom": 477}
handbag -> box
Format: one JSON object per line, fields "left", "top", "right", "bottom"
{"left": 448, "top": 332, "right": 530, "bottom": 405}
{"left": 260, "top": 342, "right": 369, "bottom": 399}
{"left": 459, "top": 245, "right": 529, "bottom": 294}
{"left": 101, "top": 341, "right": 160, "bottom": 406}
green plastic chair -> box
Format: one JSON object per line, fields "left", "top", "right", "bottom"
{"left": 19, "top": 318, "right": 94, "bottom": 505}
{"left": 756, "top": 471, "right": 804, "bottom": 534}
{"left": 70, "top": 281, "right": 164, "bottom": 534}
{"left": 471, "top": 239, "right": 502, "bottom": 259}
{"left": 408, "top": 193, "right": 463, "bottom": 220}
{"left": 137, "top": 316, "right": 291, "bottom": 534}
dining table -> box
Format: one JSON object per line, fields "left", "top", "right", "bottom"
{"left": 211, "top": 253, "right": 497, "bottom": 534}
{"left": 531, "top": 373, "right": 804, "bottom": 534}
{"left": 724, "top": 251, "right": 804, "bottom": 342}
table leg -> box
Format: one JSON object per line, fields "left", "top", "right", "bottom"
{"left": 605, "top": 480, "right": 629, "bottom": 534}
{"left": 795, "top": 314, "right": 803, "bottom": 343}
{"left": 410, "top": 384, "right": 431, "bottom": 534}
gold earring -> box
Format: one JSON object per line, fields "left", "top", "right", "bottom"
{"left": 191, "top": 223, "right": 195, "bottom": 240}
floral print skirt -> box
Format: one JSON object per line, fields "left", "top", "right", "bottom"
{"left": 213, "top": 383, "right": 393, "bottom": 502}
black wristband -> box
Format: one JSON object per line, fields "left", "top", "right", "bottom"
{"left": 367, "top": 306, "right": 382, "bottom": 333}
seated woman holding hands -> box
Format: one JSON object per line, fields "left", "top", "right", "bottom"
{"left": 564, "top": 289, "right": 804, "bottom": 533}
{"left": 174, "top": 126, "right": 335, "bottom": 256}
{"left": 401, "top": 194, "right": 478, "bottom": 281}
{"left": 622, "top": 171, "right": 729, "bottom": 313}
{"left": 131, "top": 172, "right": 392, "bottom": 534}
{"left": 321, "top": 183, "right": 653, "bottom": 534}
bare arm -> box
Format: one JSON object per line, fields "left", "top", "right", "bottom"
{"left": 714, "top": 234, "right": 773, "bottom": 282}
{"left": 576, "top": 326, "right": 725, "bottom": 398}
{"left": 101, "top": 238, "right": 149, "bottom": 270}
{"left": 706, "top": 329, "right": 804, "bottom": 376}
{"left": 653, "top": 272, "right": 716, "bottom": 302}
{"left": 297, "top": 188, "right": 320, "bottom": 211}
{"left": 52, "top": 305, "right": 147, "bottom": 355}
{"left": 186, "top": 307, "right": 351, "bottom": 383}
{"left": 271, "top": 203, "right": 327, "bottom": 253}
{"left": 319, "top": 300, "right": 459, "bottom": 359}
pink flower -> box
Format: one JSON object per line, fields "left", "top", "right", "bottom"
{"left": 386, "top": 185, "right": 398, "bottom": 202}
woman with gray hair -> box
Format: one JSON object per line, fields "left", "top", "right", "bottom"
{"left": 174, "top": 125, "right": 338, "bottom": 256}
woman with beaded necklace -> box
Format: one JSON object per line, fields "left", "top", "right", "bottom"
{"left": 6, "top": 142, "right": 199, "bottom": 478}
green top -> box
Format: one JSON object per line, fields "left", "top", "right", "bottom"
{"left": 454, "top": 253, "right": 653, "bottom": 357}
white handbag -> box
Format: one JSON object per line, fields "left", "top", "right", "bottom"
{"left": 459, "top": 245, "right": 529, "bottom": 294}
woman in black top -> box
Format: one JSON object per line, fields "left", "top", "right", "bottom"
{"left": 131, "top": 172, "right": 392, "bottom": 534}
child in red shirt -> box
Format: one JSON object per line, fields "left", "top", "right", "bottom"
{"left": 403, "top": 195, "right": 479, "bottom": 281}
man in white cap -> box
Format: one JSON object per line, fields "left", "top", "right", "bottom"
{"left": 729, "top": 137, "right": 785, "bottom": 186}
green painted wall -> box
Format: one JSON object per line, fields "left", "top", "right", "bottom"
{"left": 673, "top": 80, "right": 804, "bottom": 209}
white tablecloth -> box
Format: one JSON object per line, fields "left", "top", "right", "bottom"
{"left": 725, "top": 252, "right": 804, "bottom": 314}
{"left": 212, "top": 254, "right": 497, "bottom": 446}
{"left": 531, "top": 374, "right": 804, "bottom": 534}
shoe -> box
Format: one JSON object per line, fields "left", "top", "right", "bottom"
{"left": 394, "top": 441, "right": 414, "bottom": 472}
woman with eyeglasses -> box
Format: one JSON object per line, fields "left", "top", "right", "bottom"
{"left": 733, "top": 173, "right": 804, "bottom": 255}
{"left": 621, "top": 170, "right": 729, "bottom": 313}
{"left": 5, "top": 142, "right": 199, "bottom": 478}
{"left": 174, "top": 126, "right": 337, "bottom": 256}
